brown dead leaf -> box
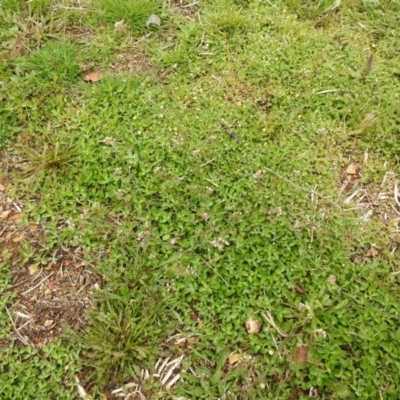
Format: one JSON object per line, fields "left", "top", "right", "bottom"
{"left": 12, "top": 233, "right": 25, "bottom": 243}
{"left": 177, "top": 340, "right": 187, "bottom": 348}
{"left": 82, "top": 71, "right": 104, "bottom": 82}
{"left": 293, "top": 345, "right": 308, "bottom": 363}
{"left": 245, "top": 317, "right": 262, "bottom": 334}
{"left": 47, "top": 281, "right": 55, "bottom": 290}
{"left": 8, "top": 213, "right": 23, "bottom": 223}
{"left": 367, "top": 247, "right": 379, "bottom": 258}
{"left": 295, "top": 284, "right": 305, "bottom": 294}
{"left": 29, "top": 224, "right": 38, "bottom": 233}
{"left": 0, "top": 210, "right": 11, "bottom": 220}
{"left": 228, "top": 353, "right": 241, "bottom": 365}
{"left": 345, "top": 163, "right": 360, "bottom": 175}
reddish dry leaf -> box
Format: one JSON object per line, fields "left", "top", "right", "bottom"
{"left": 47, "top": 281, "right": 55, "bottom": 290}
{"left": 29, "top": 224, "right": 38, "bottom": 233}
{"left": 295, "top": 284, "right": 305, "bottom": 294}
{"left": 245, "top": 318, "right": 262, "bottom": 334}
{"left": 293, "top": 345, "right": 308, "bottom": 363}
{"left": 177, "top": 340, "right": 187, "bottom": 348}
{"left": 8, "top": 213, "right": 23, "bottom": 223}
{"left": 82, "top": 71, "right": 104, "bottom": 82}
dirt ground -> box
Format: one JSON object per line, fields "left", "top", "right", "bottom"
{"left": 0, "top": 153, "right": 102, "bottom": 348}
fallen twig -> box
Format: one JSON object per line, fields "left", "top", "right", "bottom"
{"left": 21, "top": 272, "right": 54, "bottom": 295}
{"left": 220, "top": 119, "right": 242, "bottom": 143}
{"left": 316, "top": 89, "right": 338, "bottom": 95}
{"left": 394, "top": 182, "right": 400, "bottom": 207}
{"left": 179, "top": 1, "right": 199, "bottom": 7}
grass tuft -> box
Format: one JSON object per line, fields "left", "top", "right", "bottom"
{"left": 95, "top": 0, "right": 163, "bottom": 31}
{"left": 14, "top": 41, "right": 79, "bottom": 82}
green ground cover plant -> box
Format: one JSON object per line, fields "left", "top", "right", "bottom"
{"left": 1, "top": 0, "right": 400, "bottom": 398}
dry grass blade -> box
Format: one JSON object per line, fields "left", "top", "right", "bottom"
{"left": 5, "top": 306, "right": 31, "bottom": 346}
{"left": 365, "top": 54, "right": 373, "bottom": 76}
{"left": 262, "top": 311, "right": 288, "bottom": 338}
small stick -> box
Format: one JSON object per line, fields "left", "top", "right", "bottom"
{"left": 394, "top": 182, "right": 400, "bottom": 207}
{"left": 157, "top": 356, "right": 170, "bottom": 374}
{"left": 180, "top": 1, "right": 199, "bottom": 7}
{"left": 316, "top": 89, "right": 338, "bottom": 95}
{"left": 206, "top": 178, "right": 219, "bottom": 188}
{"left": 161, "top": 356, "right": 184, "bottom": 386}
{"left": 201, "top": 159, "right": 215, "bottom": 167}
{"left": 0, "top": 225, "right": 7, "bottom": 238}
{"left": 165, "top": 373, "right": 181, "bottom": 390}
{"left": 365, "top": 54, "right": 373, "bottom": 76}
{"left": 13, "top": 202, "right": 22, "bottom": 212}
{"left": 219, "top": 119, "right": 242, "bottom": 143}
{"left": 21, "top": 272, "right": 54, "bottom": 295}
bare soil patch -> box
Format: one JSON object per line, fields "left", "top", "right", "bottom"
{"left": 0, "top": 154, "right": 101, "bottom": 348}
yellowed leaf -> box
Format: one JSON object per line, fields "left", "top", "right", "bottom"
{"left": 82, "top": 71, "right": 104, "bottom": 82}
{"left": 44, "top": 319, "right": 54, "bottom": 327}
{"left": 245, "top": 317, "right": 262, "bottom": 334}
{"left": 228, "top": 353, "right": 241, "bottom": 365}
{"left": 0, "top": 210, "right": 11, "bottom": 220}
{"left": 28, "top": 265, "right": 39, "bottom": 275}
